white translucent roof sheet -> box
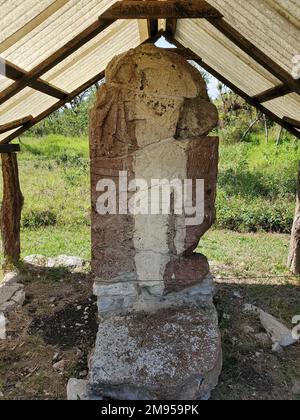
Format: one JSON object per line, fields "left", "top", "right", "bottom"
{"left": 0, "top": 0, "right": 299, "bottom": 143}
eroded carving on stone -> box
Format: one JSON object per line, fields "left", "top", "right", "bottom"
{"left": 88, "top": 45, "right": 222, "bottom": 400}
{"left": 90, "top": 45, "right": 219, "bottom": 299}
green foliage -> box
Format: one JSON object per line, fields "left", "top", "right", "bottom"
{"left": 28, "top": 88, "right": 97, "bottom": 138}
{"left": 216, "top": 136, "right": 299, "bottom": 233}
{"left": 22, "top": 209, "right": 57, "bottom": 229}
{"left": 198, "top": 230, "right": 291, "bottom": 277}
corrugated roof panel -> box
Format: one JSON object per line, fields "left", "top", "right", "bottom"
{"left": 264, "top": 93, "right": 300, "bottom": 120}
{"left": 0, "top": 0, "right": 116, "bottom": 71}
{"left": 175, "top": 19, "right": 281, "bottom": 97}
{"left": 212, "top": 0, "right": 300, "bottom": 74}
{"left": 43, "top": 20, "right": 142, "bottom": 92}
{"left": 0, "top": 87, "right": 57, "bottom": 126}
{"left": 0, "top": 128, "right": 19, "bottom": 143}
{"left": 0, "top": 77, "right": 13, "bottom": 92}
{"left": 0, "top": 0, "right": 54, "bottom": 45}
{"left": 0, "top": 19, "right": 142, "bottom": 143}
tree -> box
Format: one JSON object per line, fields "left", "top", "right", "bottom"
{"left": 288, "top": 162, "right": 300, "bottom": 275}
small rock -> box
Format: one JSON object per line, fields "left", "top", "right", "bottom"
{"left": 24, "top": 255, "right": 86, "bottom": 272}
{"left": 76, "top": 349, "right": 83, "bottom": 358}
{"left": 79, "top": 370, "right": 88, "bottom": 378}
{"left": 0, "top": 275, "right": 25, "bottom": 312}
{"left": 53, "top": 360, "right": 66, "bottom": 372}
{"left": 223, "top": 313, "right": 231, "bottom": 320}
{"left": 0, "top": 313, "right": 7, "bottom": 340}
{"left": 291, "top": 381, "right": 300, "bottom": 395}
{"left": 272, "top": 343, "right": 283, "bottom": 354}
{"left": 243, "top": 304, "right": 260, "bottom": 314}
{"left": 243, "top": 325, "right": 255, "bottom": 334}
{"left": 243, "top": 304, "right": 297, "bottom": 348}
{"left": 67, "top": 379, "right": 89, "bottom": 401}
{"left": 52, "top": 352, "right": 61, "bottom": 363}
{"left": 76, "top": 306, "right": 82, "bottom": 311}
{"left": 260, "top": 311, "right": 297, "bottom": 347}
{"left": 50, "top": 297, "right": 56, "bottom": 304}
{"left": 233, "top": 291, "right": 243, "bottom": 300}
{"left": 255, "top": 333, "right": 270, "bottom": 346}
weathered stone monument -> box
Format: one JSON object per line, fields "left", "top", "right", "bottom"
{"left": 88, "top": 44, "right": 221, "bottom": 400}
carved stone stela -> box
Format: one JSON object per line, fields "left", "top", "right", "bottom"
{"left": 88, "top": 45, "right": 222, "bottom": 400}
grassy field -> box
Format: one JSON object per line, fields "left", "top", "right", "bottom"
{"left": 0, "top": 133, "right": 297, "bottom": 278}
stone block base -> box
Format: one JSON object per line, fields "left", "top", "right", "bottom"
{"left": 89, "top": 302, "right": 222, "bottom": 400}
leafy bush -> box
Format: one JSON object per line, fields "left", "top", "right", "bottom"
{"left": 216, "top": 136, "right": 299, "bottom": 233}
{"left": 22, "top": 209, "right": 57, "bottom": 229}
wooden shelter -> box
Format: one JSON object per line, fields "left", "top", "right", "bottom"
{"left": 0, "top": 0, "right": 299, "bottom": 263}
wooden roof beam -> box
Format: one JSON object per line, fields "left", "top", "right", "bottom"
{"left": 102, "top": 0, "right": 223, "bottom": 19}
{"left": 0, "top": 71, "right": 105, "bottom": 145}
{"left": 0, "top": 144, "right": 21, "bottom": 153}
{"left": 283, "top": 117, "right": 300, "bottom": 130}
{"left": 207, "top": 17, "right": 300, "bottom": 97}
{"left": 163, "top": 47, "right": 199, "bottom": 60}
{"left": 253, "top": 84, "right": 292, "bottom": 103}
{"left": 3, "top": 60, "right": 68, "bottom": 100}
{"left": 0, "top": 116, "right": 33, "bottom": 135}
{"left": 147, "top": 19, "right": 159, "bottom": 38}
{"left": 166, "top": 18, "right": 178, "bottom": 36}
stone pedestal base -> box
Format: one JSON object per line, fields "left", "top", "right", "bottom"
{"left": 89, "top": 294, "right": 222, "bottom": 400}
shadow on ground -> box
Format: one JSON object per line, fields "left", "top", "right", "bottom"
{"left": 0, "top": 266, "right": 299, "bottom": 400}
{"left": 212, "top": 280, "right": 300, "bottom": 400}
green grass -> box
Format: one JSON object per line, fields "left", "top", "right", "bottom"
{"left": 216, "top": 135, "right": 299, "bottom": 233}
{"left": 18, "top": 135, "right": 89, "bottom": 160}
{"left": 12, "top": 136, "right": 91, "bottom": 230}
{"left": 20, "top": 226, "right": 91, "bottom": 260}
{"left": 198, "top": 229, "right": 291, "bottom": 278}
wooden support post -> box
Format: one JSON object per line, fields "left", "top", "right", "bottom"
{"left": 288, "top": 162, "right": 300, "bottom": 275}
{"left": 1, "top": 148, "right": 23, "bottom": 267}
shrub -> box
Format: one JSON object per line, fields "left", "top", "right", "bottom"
{"left": 22, "top": 209, "right": 57, "bottom": 229}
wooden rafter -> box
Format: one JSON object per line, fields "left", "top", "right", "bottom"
{"left": 162, "top": 35, "right": 300, "bottom": 140}
{"left": 166, "top": 18, "right": 178, "bottom": 36}
{"left": 283, "top": 117, "right": 300, "bottom": 130}
{"left": 0, "top": 71, "right": 105, "bottom": 145}
{"left": 207, "top": 17, "right": 300, "bottom": 97}
{"left": 3, "top": 60, "right": 68, "bottom": 101}
{"left": 147, "top": 19, "right": 159, "bottom": 38}
{"left": 102, "top": 0, "right": 223, "bottom": 19}
{"left": 0, "top": 144, "right": 20, "bottom": 153}
{"left": 0, "top": 116, "right": 33, "bottom": 135}
{"left": 253, "top": 84, "right": 292, "bottom": 103}
{"left": 0, "top": 18, "right": 115, "bottom": 108}
{"left": 164, "top": 48, "right": 198, "bottom": 60}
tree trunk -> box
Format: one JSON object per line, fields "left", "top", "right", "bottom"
{"left": 276, "top": 126, "right": 283, "bottom": 146}
{"left": 1, "top": 153, "right": 24, "bottom": 267}
{"left": 288, "top": 162, "right": 300, "bottom": 274}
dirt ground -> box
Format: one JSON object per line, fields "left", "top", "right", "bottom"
{"left": 0, "top": 267, "right": 299, "bottom": 400}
